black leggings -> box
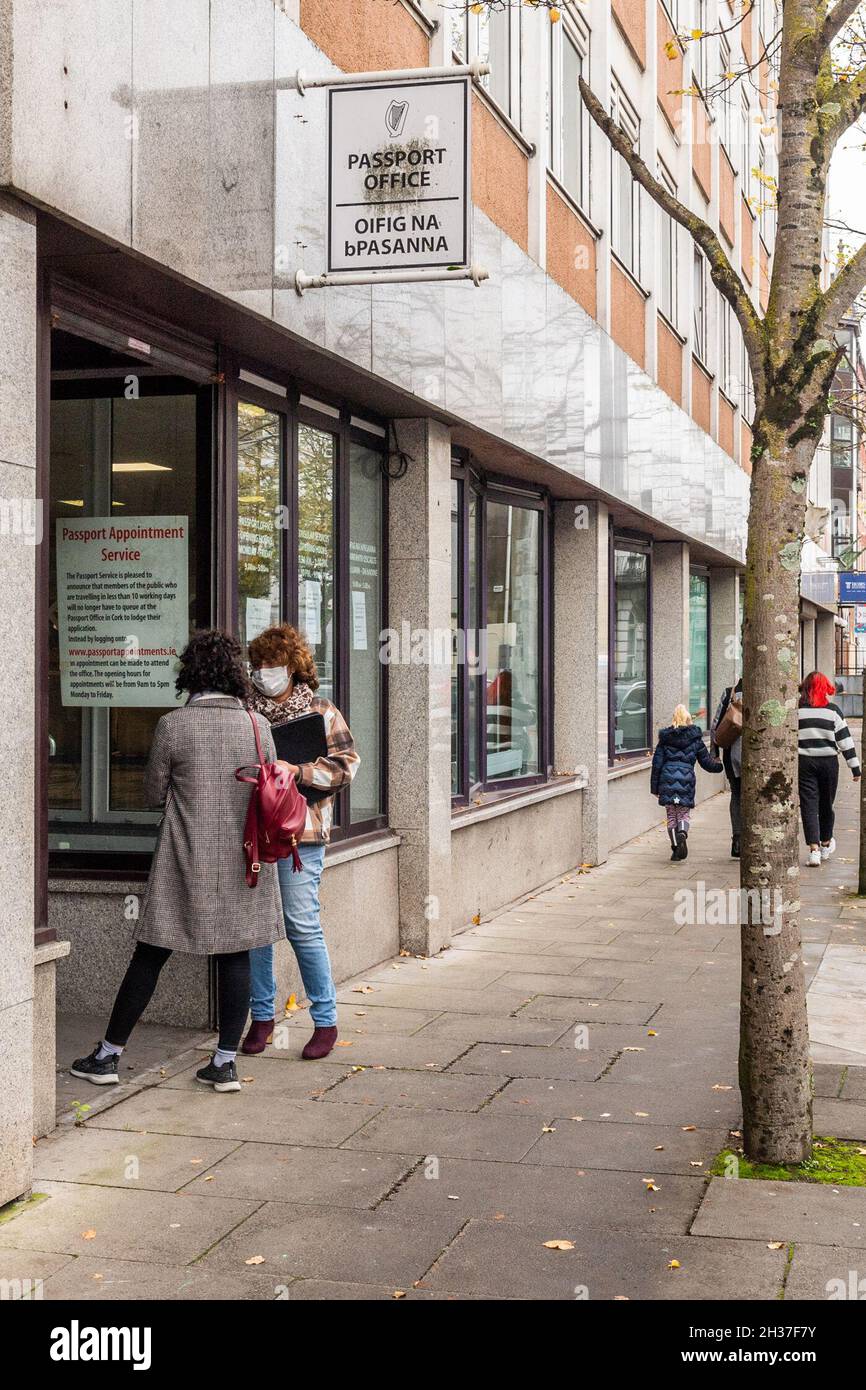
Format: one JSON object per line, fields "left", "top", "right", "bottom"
{"left": 105, "top": 942, "right": 251, "bottom": 1052}
{"left": 798, "top": 755, "right": 839, "bottom": 846}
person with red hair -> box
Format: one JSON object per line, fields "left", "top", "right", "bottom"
{"left": 798, "top": 670, "right": 860, "bottom": 866}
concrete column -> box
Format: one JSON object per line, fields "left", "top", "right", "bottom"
{"left": 387, "top": 418, "right": 452, "bottom": 955}
{"left": 651, "top": 540, "right": 690, "bottom": 735}
{"left": 0, "top": 195, "right": 37, "bottom": 1204}
{"left": 816, "top": 610, "right": 836, "bottom": 679}
{"left": 800, "top": 612, "right": 817, "bottom": 677}
{"left": 709, "top": 566, "right": 740, "bottom": 714}
{"left": 554, "top": 499, "right": 610, "bottom": 864}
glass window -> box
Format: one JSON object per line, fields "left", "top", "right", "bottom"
{"left": 452, "top": 473, "right": 548, "bottom": 798}
{"left": 612, "top": 545, "right": 650, "bottom": 754}
{"left": 485, "top": 500, "right": 541, "bottom": 783}
{"left": 452, "top": 2, "right": 520, "bottom": 121}
{"left": 297, "top": 424, "right": 336, "bottom": 702}
{"left": 237, "top": 401, "right": 282, "bottom": 649}
{"left": 689, "top": 572, "right": 709, "bottom": 725}
{"left": 658, "top": 161, "right": 678, "bottom": 326}
{"left": 49, "top": 333, "right": 207, "bottom": 860}
{"left": 611, "top": 81, "right": 640, "bottom": 277}
{"left": 693, "top": 247, "right": 708, "bottom": 363}
{"left": 550, "top": 19, "right": 589, "bottom": 209}
{"left": 348, "top": 439, "right": 384, "bottom": 824}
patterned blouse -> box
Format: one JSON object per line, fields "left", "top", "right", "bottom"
{"left": 247, "top": 688, "right": 360, "bottom": 844}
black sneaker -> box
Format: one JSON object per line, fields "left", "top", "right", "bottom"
{"left": 69, "top": 1044, "right": 120, "bottom": 1085}
{"left": 196, "top": 1057, "right": 241, "bottom": 1093}
{"left": 676, "top": 831, "right": 689, "bottom": 860}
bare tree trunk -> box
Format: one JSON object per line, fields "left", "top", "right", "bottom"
{"left": 738, "top": 432, "right": 814, "bottom": 1164}
{"left": 859, "top": 668, "right": 866, "bottom": 897}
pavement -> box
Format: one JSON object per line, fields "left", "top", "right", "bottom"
{"left": 5, "top": 771, "right": 866, "bottom": 1301}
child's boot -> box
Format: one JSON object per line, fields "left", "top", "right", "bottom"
{"left": 676, "top": 830, "right": 688, "bottom": 860}
{"left": 668, "top": 828, "right": 678, "bottom": 861}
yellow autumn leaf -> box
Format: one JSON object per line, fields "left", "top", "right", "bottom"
{"left": 664, "top": 38, "right": 679, "bottom": 60}
{"left": 668, "top": 1259, "right": 681, "bottom": 1269}
{"left": 393, "top": 1289, "right": 407, "bottom": 1298}
{"left": 81, "top": 1229, "right": 97, "bottom": 1241}
{"left": 471, "top": 912, "right": 481, "bottom": 925}
{"left": 549, "top": 6, "right": 561, "bottom": 20}
{"left": 543, "top": 1239, "right": 575, "bottom": 1250}
{"left": 245, "top": 1255, "right": 265, "bottom": 1265}
{"left": 285, "top": 993, "right": 299, "bottom": 1013}
{"left": 690, "top": 28, "right": 703, "bottom": 39}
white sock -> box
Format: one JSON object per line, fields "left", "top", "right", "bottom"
{"left": 214, "top": 1048, "right": 236, "bottom": 1068}
{"left": 96, "top": 1040, "right": 123, "bottom": 1060}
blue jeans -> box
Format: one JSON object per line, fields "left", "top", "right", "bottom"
{"left": 249, "top": 843, "right": 337, "bottom": 1027}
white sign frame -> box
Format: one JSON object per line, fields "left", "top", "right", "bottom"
{"left": 327, "top": 76, "right": 471, "bottom": 276}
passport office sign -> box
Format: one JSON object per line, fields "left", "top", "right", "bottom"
{"left": 327, "top": 77, "right": 470, "bottom": 274}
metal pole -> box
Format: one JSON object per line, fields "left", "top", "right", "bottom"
{"left": 290, "top": 60, "right": 490, "bottom": 95}
{"left": 295, "top": 264, "right": 489, "bottom": 294}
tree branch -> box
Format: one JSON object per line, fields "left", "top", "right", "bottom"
{"left": 820, "top": 0, "right": 864, "bottom": 48}
{"left": 820, "top": 237, "right": 866, "bottom": 326}
{"left": 578, "top": 75, "right": 767, "bottom": 395}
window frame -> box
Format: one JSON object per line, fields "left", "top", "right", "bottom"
{"left": 450, "top": 457, "right": 553, "bottom": 805}
{"left": 227, "top": 361, "right": 390, "bottom": 843}
{"left": 658, "top": 159, "right": 679, "bottom": 329}
{"left": 610, "top": 78, "right": 642, "bottom": 280}
{"left": 450, "top": 0, "right": 522, "bottom": 124}
{"left": 688, "top": 567, "right": 711, "bottom": 728}
{"left": 693, "top": 247, "right": 708, "bottom": 365}
{"left": 608, "top": 531, "right": 653, "bottom": 765}
{"left": 548, "top": 9, "right": 591, "bottom": 215}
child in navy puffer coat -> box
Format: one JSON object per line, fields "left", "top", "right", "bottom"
{"left": 651, "top": 705, "right": 723, "bottom": 860}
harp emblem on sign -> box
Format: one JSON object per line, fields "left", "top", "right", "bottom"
{"left": 385, "top": 99, "right": 409, "bottom": 138}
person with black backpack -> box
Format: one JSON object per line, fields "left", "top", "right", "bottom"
{"left": 711, "top": 677, "right": 743, "bottom": 858}
{"left": 69, "top": 631, "right": 284, "bottom": 1094}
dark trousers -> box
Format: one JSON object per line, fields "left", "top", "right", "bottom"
{"left": 798, "top": 755, "right": 839, "bottom": 846}
{"left": 728, "top": 773, "right": 741, "bottom": 836}
{"left": 105, "top": 941, "right": 251, "bottom": 1052}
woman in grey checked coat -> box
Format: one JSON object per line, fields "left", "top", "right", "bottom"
{"left": 70, "top": 630, "right": 284, "bottom": 1093}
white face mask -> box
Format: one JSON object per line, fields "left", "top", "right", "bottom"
{"left": 251, "top": 665, "right": 291, "bottom": 698}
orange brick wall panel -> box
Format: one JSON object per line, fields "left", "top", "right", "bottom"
{"left": 718, "top": 393, "right": 736, "bottom": 459}
{"left": 546, "top": 183, "right": 597, "bottom": 319}
{"left": 719, "top": 153, "right": 735, "bottom": 247}
{"left": 691, "top": 358, "right": 712, "bottom": 435}
{"left": 612, "top": 0, "right": 647, "bottom": 69}
{"left": 657, "top": 5, "right": 683, "bottom": 134}
{"left": 611, "top": 263, "right": 646, "bottom": 370}
{"left": 741, "top": 8, "right": 754, "bottom": 66}
{"left": 692, "top": 97, "right": 712, "bottom": 201}
{"left": 299, "top": 0, "right": 428, "bottom": 72}
{"left": 741, "top": 419, "right": 753, "bottom": 475}
{"left": 741, "top": 198, "right": 754, "bottom": 284}
{"left": 471, "top": 94, "right": 529, "bottom": 252}
{"left": 657, "top": 314, "right": 683, "bottom": 406}
{"left": 760, "top": 242, "right": 770, "bottom": 312}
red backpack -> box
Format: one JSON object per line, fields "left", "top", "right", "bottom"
{"left": 235, "top": 709, "right": 307, "bottom": 886}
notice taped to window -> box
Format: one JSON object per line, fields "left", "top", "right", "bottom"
{"left": 56, "top": 516, "right": 189, "bottom": 707}
{"left": 328, "top": 78, "right": 470, "bottom": 273}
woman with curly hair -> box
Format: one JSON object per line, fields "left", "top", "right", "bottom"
{"left": 241, "top": 622, "right": 359, "bottom": 1060}
{"left": 69, "top": 629, "right": 284, "bottom": 1092}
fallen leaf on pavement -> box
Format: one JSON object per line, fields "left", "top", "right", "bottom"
{"left": 543, "top": 1240, "right": 575, "bottom": 1251}
{"left": 668, "top": 1259, "right": 681, "bottom": 1270}
{"left": 767, "top": 1242, "right": 785, "bottom": 1250}
{"left": 81, "top": 1230, "right": 96, "bottom": 1241}
{"left": 353, "top": 985, "right": 374, "bottom": 994}
{"left": 245, "top": 1256, "right": 265, "bottom": 1265}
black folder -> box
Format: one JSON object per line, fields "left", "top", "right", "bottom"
{"left": 271, "top": 713, "right": 331, "bottom": 804}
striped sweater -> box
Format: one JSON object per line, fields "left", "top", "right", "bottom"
{"left": 798, "top": 703, "right": 861, "bottom": 774}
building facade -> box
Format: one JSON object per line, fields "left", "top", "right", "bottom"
{"left": 0, "top": 0, "right": 792, "bottom": 1205}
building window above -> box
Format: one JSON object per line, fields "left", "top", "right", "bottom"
{"left": 548, "top": 11, "right": 590, "bottom": 212}
{"left": 611, "top": 80, "right": 641, "bottom": 278}
{"left": 450, "top": 0, "right": 521, "bottom": 122}
{"left": 658, "top": 160, "right": 678, "bottom": 327}
{"left": 689, "top": 571, "right": 710, "bottom": 726}
{"left": 693, "top": 247, "right": 708, "bottom": 364}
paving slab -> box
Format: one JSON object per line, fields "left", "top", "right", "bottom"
{"left": 181, "top": 1143, "right": 413, "bottom": 1207}
{"left": 784, "top": 1243, "right": 866, "bottom": 1300}
{"left": 0, "top": 1247, "right": 76, "bottom": 1294}
{"left": 692, "top": 1176, "right": 866, "bottom": 1247}
{"left": 276, "top": 1003, "right": 441, "bottom": 1036}
{"left": 449, "top": 1042, "right": 610, "bottom": 1082}
{"left": 340, "top": 1107, "right": 545, "bottom": 1162}
{"left": 32, "top": 1126, "right": 239, "bottom": 1192}
{"left": 449, "top": 933, "right": 581, "bottom": 954}
{"left": 486, "top": 1076, "right": 741, "bottom": 1127}
{"left": 84, "top": 1086, "right": 376, "bottom": 1148}
{"left": 276, "top": 1279, "right": 497, "bottom": 1300}
{"left": 382, "top": 1157, "right": 705, "bottom": 1233}
{"left": 409, "top": 1013, "right": 571, "bottom": 1047}
{"left": 516, "top": 996, "right": 660, "bottom": 1025}
{"left": 490, "top": 972, "right": 624, "bottom": 1000}
{"left": 422, "top": 1223, "right": 788, "bottom": 1300}
{"left": 841, "top": 1066, "right": 866, "bottom": 1101}
{"left": 361, "top": 959, "right": 513, "bottom": 989}
{"left": 161, "top": 1054, "right": 352, "bottom": 1099}
{"left": 255, "top": 1033, "right": 470, "bottom": 1071}
{"left": 0, "top": 1181, "right": 260, "bottom": 1263}
{"left": 40, "top": 1258, "right": 282, "bottom": 1300}
{"left": 199, "top": 1203, "right": 464, "bottom": 1287}
{"left": 525, "top": 1118, "right": 726, "bottom": 1174}
{"left": 320, "top": 1067, "right": 508, "bottom": 1112}
{"left": 811, "top": 1097, "right": 866, "bottom": 1141}
{"left": 332, "top": 982, "right": 538, "bottom": 1016}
